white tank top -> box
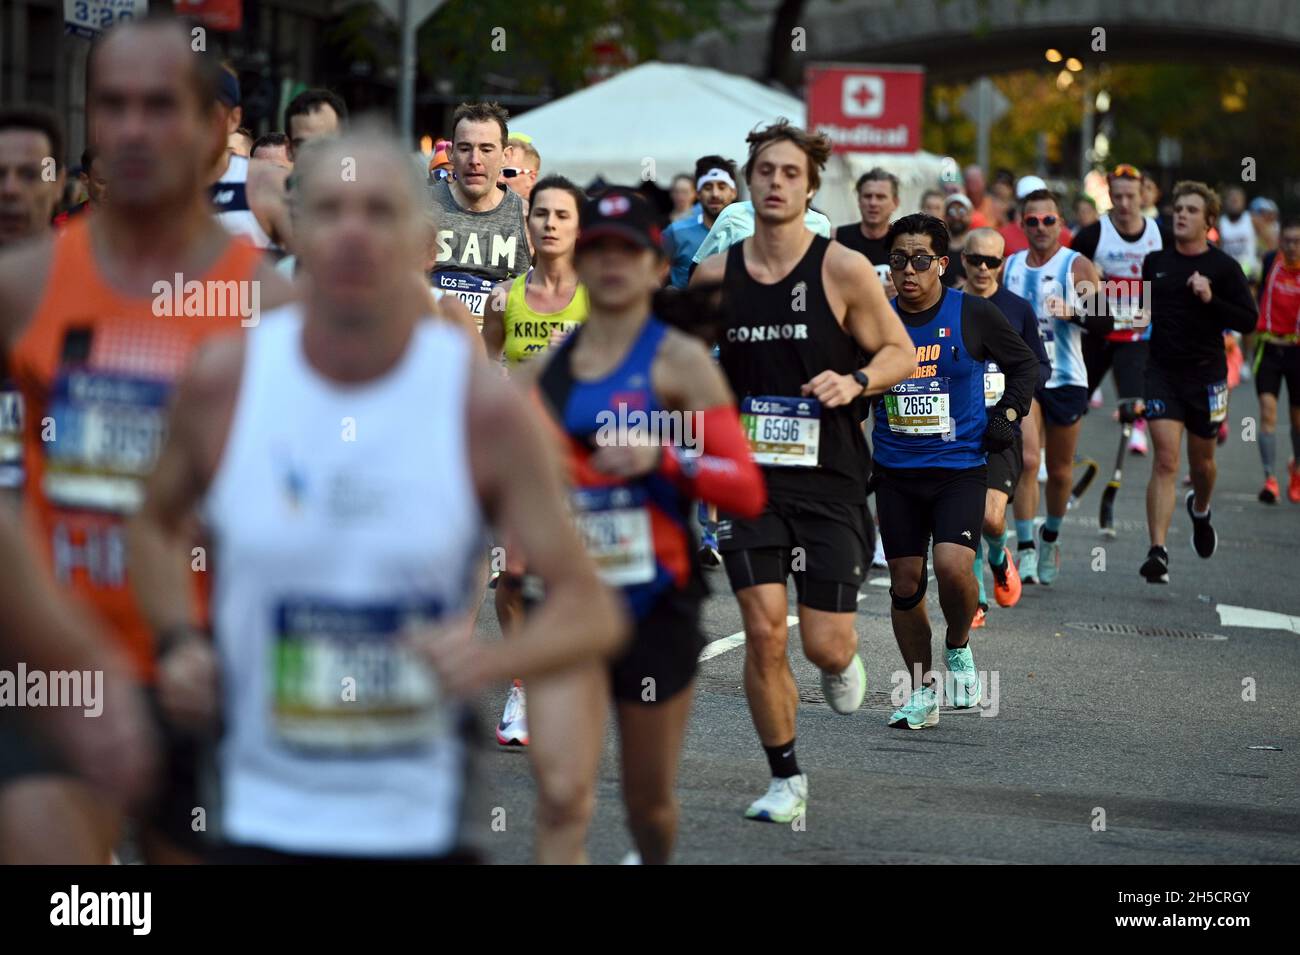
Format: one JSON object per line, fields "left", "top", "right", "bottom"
{"left": 202, "top": 305, "right": 485, "bottom": 857}
{"left": 1095, "top": 216, "right": 1163, "bottom": 340}
{"left": 1003, "top": 245, "right": 1086, "bottom": 390}
{"left": 211, "top": 154, "right": 273, "bottom": 249}
{"left": 1217, "top": 212, "right": 1258, "bottom": 279}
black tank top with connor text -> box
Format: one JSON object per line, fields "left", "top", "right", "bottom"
{"left": 720, "top": 234, "right": 869, "bottom": 500}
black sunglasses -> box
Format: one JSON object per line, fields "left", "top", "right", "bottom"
{"left": 429, "top": 168, "right": 452, "bottom": 182}
{"left": 962, "top": 253, "right": 1003, "bottom": 270}
{"left": 1024, "top": 214, "right": 1058, "bottom": 228}
{"left": 888, "top": 252, "right": 939, "bottom": 272}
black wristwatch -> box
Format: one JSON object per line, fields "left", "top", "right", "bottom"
{"left": 851, "top": 370, "right": 870, "bottom": 395}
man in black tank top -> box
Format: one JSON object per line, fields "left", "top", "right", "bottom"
{"left": 692, "top": 121, "right": 916, "bottom": 824}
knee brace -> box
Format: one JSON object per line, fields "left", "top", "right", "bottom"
{"left": 890, "top": 560, "right": 929, "bottom": 610}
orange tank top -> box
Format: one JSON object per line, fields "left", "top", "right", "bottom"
{"left": 10, "top": 217, "right": 263, "bottom": 682}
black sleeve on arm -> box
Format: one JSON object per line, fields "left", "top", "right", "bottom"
{"left": 1214, "top": 254, "right": 1259, "bottom": 334}
{"left": 1069, "top": 222, "right": 1101, "bottom": 260}
{"left": 961, "top": 296, "right": 1037, "bottom": 418}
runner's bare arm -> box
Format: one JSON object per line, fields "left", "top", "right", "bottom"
{"left": 688, "top": 250, "right": 728, "bottom": 289}
{"left": 436, "top": 289, "right": 482, "bottom": 340}
{"left": 128, "top": 338, "right": 245, "bottom": 639}
{"left": 481, "top": 279, "right": 511, "bottom": 360}
{"left": 463, "top": 360, "right": 629, "bottom": 683}
{"left": 0, "top": 236, "right": 54, "bottom": 350}
{"left": 252, "top": 255, "right": 297, "bottom": 311}
{"left": 249, "top": 159, "right": 294, "bottom": 252}
{"left": 821, "top": 243, "right": 917, "bottom": 398}
{"left": 1069, "top": 254, "right": 1113, "bottom": 336}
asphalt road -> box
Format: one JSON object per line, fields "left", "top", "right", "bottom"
{"left": 472, "top": 380, "right": 1300, "bottom": 864}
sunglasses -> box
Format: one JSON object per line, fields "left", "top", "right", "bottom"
{"left": 888, "top": 252, "right": 939, "bottom": 272}
{"left": 429, "top": 168, "right": 452, "bottom": 182}
{"left": 501, "top": 167, "right": 533, "bottom": 179}
{"left": 962, "top": 253, "right": 1003, "bottom": 270}
{"left": 1110, "top": 163, "right": 1142, "bottom": 180}
{"left": 1023, "top": 214, "right": 1058, "bottom": 228}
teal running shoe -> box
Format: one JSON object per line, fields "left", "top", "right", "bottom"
{"left": 1036, "top": 525, "right": 1061, "bottom": 586}
{"left": 889, "top": 682, "right": 939, "bottom": 730}
{"left": 945, "top": 644, "right": 982, "bottom": 709}
{"left": 1018, "top": 546, "right": 1039, "bottom": 585}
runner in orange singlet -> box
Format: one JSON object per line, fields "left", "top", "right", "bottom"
{"left": 0, "top": 16, "right": 294, "bottom": 863}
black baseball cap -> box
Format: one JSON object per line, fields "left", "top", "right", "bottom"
{"left": 577, "top": 186, "right": 663, "bottom": 254}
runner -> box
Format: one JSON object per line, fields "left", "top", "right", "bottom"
{"left": 430, "top": 101, "right": 530, "bottom": 332}
{"left": 127, "top": 124, "right": 625, "bottom": 864}
{"left": 284, "top": 88, "right": 347, "bottom": 158}
{"left": 0, "top": 106, "right": 65, "bottom": 497}
{"left": 693, "top": 120, "right": 916, "bottom": 822}
{"left": 941, "top": 194, "right": 973, "bottom": 287}
{"left": 251, "top": 132, "right": 292, "bottom": 168}
{"left": 229, "top": 127, "right": 254, "bottom": 158}
{"left": 208, "top": 65, "right": 292, "bottom": 256}
{"left": 663, "top": 155, "right": 738, "bottom": 289}
{"left": 0, "top": 18, "right": 295, "bottom": 864}
{"left": 1137, "top": 182, "right": 1258, "bottom": 582}
{"left": 1002, "top": 188, "right": 1107, "bottom": 585}
{"left": 501, "top": 136, "right": 540, "bottom": 201}
{"left": 834, "top": 167, "right": 900, "bottom": 291}
{"left": 516, "top": 185, "right": 765, "bottom": 863}
{"left": 481, "top": 174, "right": 589, "bottom": 748}
{"left": 958, "top": 228, "right": 1050, "bottom": 629}
{"left": 669, "top": 173, "right": 696, "bottom": 223}
{"left": 875, "top": 215, "right": 1036, "bottom": 727}
{"left": 920, "top": 189, "right": 946, "bottom": 219}
{"left": 0, "top": 507, "right": 158, "bottom": 863}
{"left": 1074, "top": 164, "right": 1168, "bottom": 472}
{"left": 1217, "top": 186, "right": 1259, "bottom": 286}
{"left": 1253, "top": 219, "right": 1300, "bottom": 503}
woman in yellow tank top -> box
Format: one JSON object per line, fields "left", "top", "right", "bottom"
{"left": 482, "top": 175, "right": 589, "bottom": 367}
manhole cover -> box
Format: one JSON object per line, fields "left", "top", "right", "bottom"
{"left": 1065, "top": 621, "right": 1226, "bottom": 641}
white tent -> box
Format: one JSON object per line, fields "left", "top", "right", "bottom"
{"left": 513, "top": 61, "right": 946, "bottom": 230}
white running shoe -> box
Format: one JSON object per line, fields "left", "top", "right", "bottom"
{"left": 495, "top": 679, "right": 529, "bottom": 746}
{"left": 872, "top": 535, "right": 888, "bottom": 568}
{"left": 1089, "top": 388, "right": 1104, "bottom": 409}
{"left": 744, "top": 774, "right": 808, "bottom": 823}
{"left": 1127, "top": 422, "right": 1148, "bottom": 456}
{"left": 1038, "top": 458, "right": 1048, "bottom": 483}
{"left": 821, "top": 654, "right": 867, "bottom": 714}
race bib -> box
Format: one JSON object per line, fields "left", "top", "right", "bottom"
{"left": 272, "top": 598, "right": 445, "bottom": 754}
{"left": 433, "top": 271, "right": 494, "bottom": 327}
{"left": 571, "top": 485, "right": 655, "bottom": 586}
{"left": 740, "top": 395, "right": 821, "bottom": 467}
{"left": 1207, "top": 381, "right": 1228, "bottom": 424}
{"left": 43, "top": 370, "right": 169, "bottom": 513}
{"left": 983, "top": 363, "right": 1005, "bottom": 408}
{"left": 885, "top": 379, "right": 951, "bottom": 435}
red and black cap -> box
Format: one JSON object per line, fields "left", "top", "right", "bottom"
{"left": 577, "top": 186, "right": 663, "bottom": 253}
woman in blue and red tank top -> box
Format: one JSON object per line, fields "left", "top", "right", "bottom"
{"left": 526, "top": 187, "right": 766, "bottom": 864}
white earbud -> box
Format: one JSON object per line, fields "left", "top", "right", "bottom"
{"left": 939, "top": 266, "right": 945, "bottom": 276}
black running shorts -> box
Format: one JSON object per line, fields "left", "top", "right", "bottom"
{"left": 609, "top": 588, "right": 704, "bottom": 704}
{"left": 1039, "top": 385, "right": 1091, "bottom": 427}
{"left": 1085, "top": 337, "right": 1149, "bottom": 398}
{"left": 987, "top": 429, "right": 1024, "bottom": 502}
{"left": 1255, "top": 343, "right": 1300, "bottom": 406}
{"left": 717, "top": 495, "right": 868, "bottom": 613}
{"left": 875, "top": 465, "right": 988, "bottom": 558}
{"left": 1144, "top": 362, "right": 1228, "bottom": 440}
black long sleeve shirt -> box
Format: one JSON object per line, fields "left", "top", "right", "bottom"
{"left": 1143, "top": 244, "right": 1258, "bottom": 382}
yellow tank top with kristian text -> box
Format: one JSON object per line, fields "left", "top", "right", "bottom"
{"left": 503, "top": 270, "right": 588, "bottom": 367}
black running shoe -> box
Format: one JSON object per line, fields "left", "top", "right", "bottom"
{"left": 1185, "top": 489, "right": 1218, "bottom": 559}
{"left": 1140, "top": 546, "right": 1169, "bottom": 584}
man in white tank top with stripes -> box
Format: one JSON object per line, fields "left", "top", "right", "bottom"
{"left": 128, "top": 124, "right": 626, "bottom": 863}
{"left": 1001, "top": 189, "right": 1107, "bottom": 587}
{"left": 207, "top": 65, "right": 292, "bottom": 257}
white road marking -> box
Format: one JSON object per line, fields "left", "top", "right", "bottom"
{"left": 699, "top": 590, "right": 884, "bottom": 661}
{"left": 1216, "top": 604, "right": 1300, "bottom": 635}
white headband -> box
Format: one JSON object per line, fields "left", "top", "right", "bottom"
{"left": 697, "top": 168, "right": 735, "bottom": 191}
